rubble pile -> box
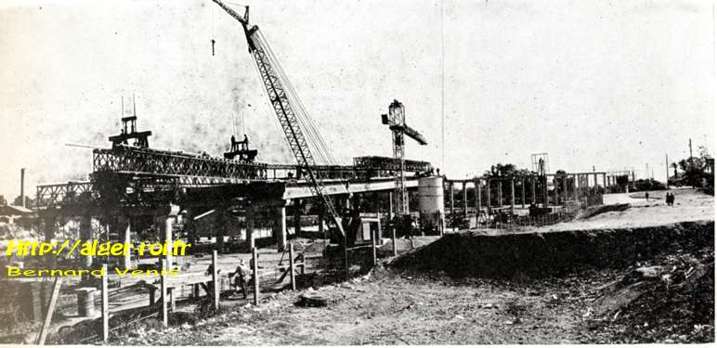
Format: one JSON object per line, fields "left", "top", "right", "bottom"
{"left": 585, "top": 247, "right": 714, "bottom": 343}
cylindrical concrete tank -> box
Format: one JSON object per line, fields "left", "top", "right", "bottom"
{"left": 418, "top": 176, "right": 445, "bottom": 234}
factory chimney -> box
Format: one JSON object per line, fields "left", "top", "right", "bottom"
{"left": 20, "top": 168, "right": 25, "bottom": 208}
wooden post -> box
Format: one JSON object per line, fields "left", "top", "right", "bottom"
{"left": 388, "top": 191, "right": 394, "bottom": 220}
{"left": 289, "top": 243, "right": 296, "bottom": 291}
{"left": 101, "top": 264, "right": 109, "bottom": 341}
{"left": 212, "top": 250, "right": 220, "bottom": 310}
{"left": 123, "top": 217, "right": 132, "bottom": 269}
{"left": 247, "top": 206, "right": 256, "bottom": 250}
{"left": 343, "top": 240, "right": 350, "bottom": 281}
{"left": 371, "top": 221, "right": 377, "bottom": 266}
{"left": 37, "top": 277, "right": 62, "bottom": 345}
{"left": 170, "top": 288, "right": 176, "bottom": 312}
{"left": 391, "top": 226, "right": 398, "bottom": 257}
{"left": 149, "top": 287, "right": 155, "bottom": 307}
{"left": 161, "top": 260, "right": 168, "bottom": 327}
{"left": 252, "top": 247, "right": 260, "bottom": 305}
{"left": 293, "top": 199, "right": 301, "bottom": 237}
{"left": 376, "top": 210, "right": 382, "bottom": 240}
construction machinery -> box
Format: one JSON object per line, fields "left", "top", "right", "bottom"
{"left": 224, "top": 134, "right": 258, "bottom": 162}
{"left": 381, "top": 100, "right": 428, "bottom": 217}
{"left": 210, "top": 0, "right": 345, "bottom": 242}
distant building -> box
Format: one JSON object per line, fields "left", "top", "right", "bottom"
{"left": 0, "top": 204, "right": 34, "bottom": 227}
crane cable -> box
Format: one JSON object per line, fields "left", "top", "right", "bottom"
{"left": 257, "top": 31, "right": 329, "bottom": 164}
{"left": 264, "top": 34, "right": 337, "bottom": 165}
{"left": 210, "top": 2, "right": 216, "bottom": 56}
{"left": 256, "top": 30, "right": 337, "bottom": 165}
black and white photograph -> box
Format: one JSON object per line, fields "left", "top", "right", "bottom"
{"left": 0, "top": 0, "right": 715, "bottom": 345}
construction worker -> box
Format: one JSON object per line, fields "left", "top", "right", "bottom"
{"left": 666, "top": 192, "right": 675, "bottom": 206}
{"left": 228, "top": 259, "right": 251, "bottom": 299}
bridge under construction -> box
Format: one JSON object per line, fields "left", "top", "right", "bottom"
{"left": 18, "top": 1, "right": 616, "bottom": 343}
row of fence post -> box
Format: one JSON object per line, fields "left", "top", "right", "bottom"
{"left": 96, "top": 238, "right": 363, "bottom": 342}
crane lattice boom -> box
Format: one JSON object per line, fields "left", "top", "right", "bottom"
{"left": 211, "top": 0, "right": 345, "bottom": 239}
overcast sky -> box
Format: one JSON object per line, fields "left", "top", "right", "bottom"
{"left": 0, "top": 0, "right": 715, "bottom": 201}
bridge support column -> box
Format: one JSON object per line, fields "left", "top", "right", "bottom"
{"left": 448, "top": 181, "right": 454, "bottom": 214}
{"left": 510, "top": 178, "right": 515, "bottom": 214}
{"left": 79, "top": 215, "right": 93, "bottom": 268}
{"left": 317, "top": 205, "right": 325, "bottom": 239}
{"left": 274, "top": 202, "right": 288, "bottom": 252}
{"left": 531, "top": 176, "right": 537, "bottom": 204}
{"left": 543, "top": 176, "right": 549, "bottom": 208}
{"left": 574, "top": 174, "right": 579, "bottom": 202}
{"left": 246, "top": 206, "right": 255, "bottom": 250}
{"left": 474, "top": 179, "right": 481, "bottom": 215}
{"left": 486, "top": 179, "right": 492, "bottom": 211}
{"left": 293, "top": 199, "right": 301, "bottom": 238}
{"left": 462, "top": 182, "right": 468, "bottom": 218}
{"left": 562, "top": 176, "right": 568, "bottom": 204}
{"left": 185, "top": 209, "right": 196, "bottom": 248}
{"left": 521, "top": 178, "right": 526, "bottom": 208}
{"left": 122, "top": 216, "right": 132, "bottom": 269}
{"left": 604, "top": 173, "right": 608, "bottom": 189}
{"left": 163, "top": 204, "right": 179, "bottom": 267}
{"left": 497, "top": 180, "right": 503, "bottom": 208}
{"left": 43, "top": 214, "right": 56, "bottom": 242}
{"left": 215, "top": 209, "right": 225, "bottom": 254}
{"left": 553, "top": 177, "right": 559, "bottom": 206}
{"left": 344, "top": 195, "right": 351, "bottom": 211}
{"left": 593, "top": 173, "right": 598, "bottom": 190}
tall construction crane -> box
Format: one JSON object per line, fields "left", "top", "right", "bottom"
{"left": 210, "top": 0, "right": 345, "bottom": 240}
{"left": 381, "top": 100, "right": 428, "bottom": 216}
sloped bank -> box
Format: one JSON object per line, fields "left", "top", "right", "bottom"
{"left": 392, "top": 220, "right": 714, "bottom": 278}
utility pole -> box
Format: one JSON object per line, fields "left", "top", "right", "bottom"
{"left": 665, "top": 153, "right": 669, "bottom": 184}
{"left": 20, "top": 168, "right": 25, "bottom": 208}
{"left": 689, "top": 138, "right": 693, "bottom": 159}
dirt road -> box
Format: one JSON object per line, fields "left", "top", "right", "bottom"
{"left": 114, "top": 266, "right": 619, "bottom": 345}
{"left": 534, "top": 188, "right": 713, "bottom": 233}
{"left": 104, "top": 188, "right": 713, "bottom": 345}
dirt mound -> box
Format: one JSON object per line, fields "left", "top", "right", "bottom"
{"left": 585, "top": 247, "right": 714, "bottom": 343}
{"left": 391, "top": 221, "right": 714, "bottom": 279}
